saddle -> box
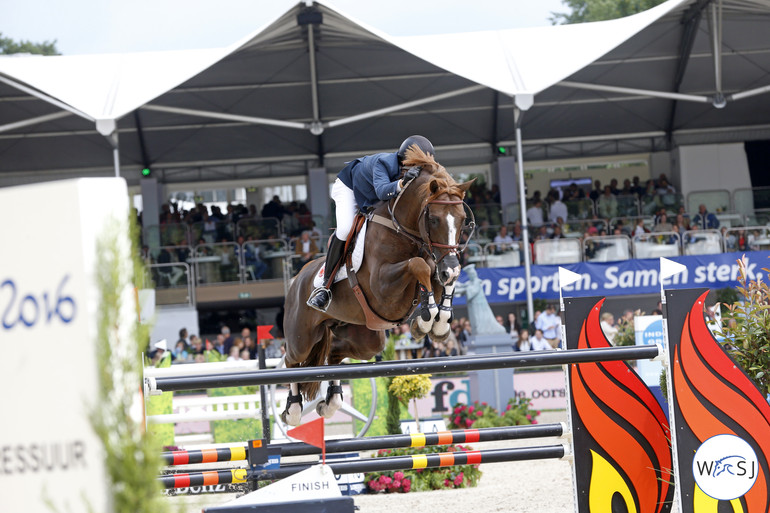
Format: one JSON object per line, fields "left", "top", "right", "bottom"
{"left": 338, "top": 213, "right": 420, "bottom": 330}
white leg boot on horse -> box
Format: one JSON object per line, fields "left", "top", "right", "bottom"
{"left": 414, "top": 286, "right": 439, "bottom": 338}
{"left": 431, "top": 283, "right": 455, "bottom": 340}
{"left": 316, "top": 380, "right": 344, "bottom": 419}
{"left": 282, "top": 382, "right": 304, "bottom": 426}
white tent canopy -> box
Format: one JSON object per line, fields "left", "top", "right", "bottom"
{"left": 0, "top": 0, "right": 769, "bottom": 184}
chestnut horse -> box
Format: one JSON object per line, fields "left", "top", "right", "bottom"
{"left": 281, "top": 146, "right": 474, "bottom": 426}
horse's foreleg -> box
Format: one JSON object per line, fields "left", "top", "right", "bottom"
{"left": 430, "top": 282, "right": 454, "bottom": 341}
{"left": 281, "top": 382, "right": 303, "bottom": 426}
{"left": 395, "top": 257, "right": 437, "bottom": 338}
{"left": 316, "top": 380, "right": 344, "bottom": 419}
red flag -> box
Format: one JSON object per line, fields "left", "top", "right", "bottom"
{"left": 287, "top": 417, "right": 326, "bottom": 463}
{"left": 256, "top": 325, "right": 274, "bottom": 340}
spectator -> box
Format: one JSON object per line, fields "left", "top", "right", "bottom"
{"left": 237, "top": 236, "right": 267, "bottom": 280}
{"left": 221, "top": 326, "right": 235, "bottom": 355}
{"left": 596, "top": 186, "right": 618, "bottom": 219}
{"left": 535, "top": 304, "right": 560, "bottom": 348}
{"left": 600, "top": 312, "right": 618, "bottom": 345}
{"left": 294, "top": 230, "right": 320, "bottom": 273}
{"left": 226, "top": 345, "right": 241, "bottom": 362}
{"left": 262, "top": 338, "right": 283, "bottom": 360}
{"left": 444, "top": 336, "right": 460, "bottom": 356}
{"left": 692, "top": 204, "right": 720, "bottom": 230}
{"left": 261, "top": 195, "right": 286, "bottom": 220}
{"left": 240, "top": 348, "right": 251, "bottom": 361}
{"left": 550, "top": 223, "right": 566, "bottom": 239}
{"left": 504, "top": 312, "right": 521, "bottom": 347}
{"left": 530, "top": 329, "right": 553, "bottom": 351}
{"left": 640, "top": 180, "right": 662, "bottom": 215}
{"left": 177, "top": 327, "right": 190, "bottom": 350}
{"left": 633, "top": 218, "right": 647, "bottom": 237}
{"left": 492, "top": 225, "right": 514, "bottom": 253}
{"left": 653, "top": 213, "right": 673, "bottom": 233}
{"left": 548, "top": 194, "right": 568, "bottom": 224}
{"left": 589, "top": 180, "right": 603, "bottom": 202}
{"left": 515, "top": 329, "right": 531, "bottom": 351}
{"left": 189, "top": 335, "right": 204, "bottom": 355}
{"left": 172, "top": 340, "right": 190, "bottom": 362}
{"left": 527, "top": 199, "right": 545, "bottom": 227}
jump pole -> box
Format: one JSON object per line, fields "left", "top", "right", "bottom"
{"left": 159, "top": 444, "right": 568, "bottom": 489}
{"left": 146, "top": 345, "right": 660, "bottom": 393}
{"left": 162, "top": 423, "right": 566, "bottom": 465}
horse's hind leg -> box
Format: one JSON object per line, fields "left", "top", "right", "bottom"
{"left": 316, "top": 325, "right": 385, "bottom": 420}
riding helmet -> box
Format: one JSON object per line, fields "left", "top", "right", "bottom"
{"left": 397, "top": 135, "right": 435, "bottom": 165}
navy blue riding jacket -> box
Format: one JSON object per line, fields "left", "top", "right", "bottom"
{"left": 337, "top": 152, "right": 401, "bottom": 209}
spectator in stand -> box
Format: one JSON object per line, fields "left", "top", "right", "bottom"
{"left": 631, "top": 176, "right": 645, "bottom": 197}
{"left": 674, "top": 213, "right": 691, "bottom": 233}
{"left": 722, "top": 227, "right": 736, "bottom": 250}
{"left": 445, "top": 336, "right": 459, "bottom": 356}
{"left": 600, "top": 312, "right": 618, "bottom": 345}
{"left": 236, "top": 236, "right": 267, "bottom": 280}
{"left": 172, "top": 340, "right": 190, "bottom": 362}
{"left": 656, "top": 174, "right": 676, "bottom": 195}
{"left": 457, "top": 318, "right": 472, "bottom": 351}
{"left": 492, "top": 225, "right": 514, "bottom": 253}
{"left": 589, "top": 180, "right": 603, "bottom": 202}
{"left": 527, "top": 199, "right": 545, "bottom": 227}
{"left": 189, "top": 335, "right": 204, "bottom": 355}
{"left": 294, "top": 230, "right": 320, "bottom": 274}
{"left": 534, "top": 225, "right": 550, "bottom": 240}
{"left": 261, "top": 195, "right": 286, "bottom": 220}
{"left": 515, "top": 329, "right": 531, "bottom": 351}
{"left": 633, "top": 218, "right": 647, "bottom": 237}
{"left": 608, "top": 178, "right": 620, "bottom": 195}
{"left": 177, "top": 327, "right": 190, "bottom": 350}
{"left": 619, "top": 179, "right": 633, "bottom": 196}
{"left": 530, "top": 329, "right": 554, "bottom": 351}
{"left": 550, "top": 223, "right": 566, "bottom": 239}
{"left": 509, "top": 219, "right": 523, "bottom": 242}
{"left": 214, "top": 333, "right": 226, "bottom": 354}
{"left": 504, "top": 312, "right": 521, "bottom": 348}
{"left": 226, "top": 345, "right": 241, "bottom": 362}
{"left": 548, "top": 193, "right": 568, "bottom": 224}
{"left": 596, "top": 186, "right": 618, "bottom": 219}
{"left": 653, "top": 213, "right": 673, "bottom": 233}
{"left": 477, "top": 219, "right": 496, "bottom": 241}
{"left": 240, "top": 348, "right": 251, "bottom": 360}
{"left": 535, "top": 304, "right": 560, "bottom": 348}
{"left": 692, "top": 204, "right": 720, "bottom": 230}
{"left": 221, "top": 326, "right": 235, "bottom": 355}
{"left": 262, "top": 338, "right": 283, "bottom": 359}
{"left": 640, "top": 180, "right": 662, "bottom": 215}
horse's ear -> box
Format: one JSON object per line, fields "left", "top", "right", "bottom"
{"left": 429, "top": 180, "right": 440, "bottom": 194}
{"left": 457, "top": 179, "right": 476, "bottom": 194}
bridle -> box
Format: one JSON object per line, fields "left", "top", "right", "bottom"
{"left": 386, "top": 175, "right": 476, "bottom": 266}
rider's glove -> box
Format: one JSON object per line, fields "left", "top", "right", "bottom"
{"left": 402, "top": 166, "right": 420, "bottom": 186}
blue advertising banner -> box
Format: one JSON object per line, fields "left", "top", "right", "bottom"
{"left": 453, "top": 251, "right": 770, "bottom": 304}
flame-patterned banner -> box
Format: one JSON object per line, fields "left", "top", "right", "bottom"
{"left": 666, "top": 288, "right": 770, "bottom": 512}
{"left": 564, "top": 296, "right": 673, "bottom": 513}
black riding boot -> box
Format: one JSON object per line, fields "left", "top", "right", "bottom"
{"left": 307, "top": 234, "right": 346, "bottom": 312}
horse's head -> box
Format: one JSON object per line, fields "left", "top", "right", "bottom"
{"left": 397, "top": 146, "right": 475, "bottom": 286}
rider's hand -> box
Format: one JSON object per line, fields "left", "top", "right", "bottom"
{"left": 402, "top": 166, "right": 420, "bottom": 186}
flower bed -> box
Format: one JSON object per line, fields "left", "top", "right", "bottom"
{"left": 365, "top": 444, "right": 481, "bottom": 494}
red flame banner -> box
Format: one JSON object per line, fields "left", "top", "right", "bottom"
{"left": 564, "top": 296, "right": 673, "bottom": 513}
{"left": 666, "top": 288, "right": 770, "bottom": 512}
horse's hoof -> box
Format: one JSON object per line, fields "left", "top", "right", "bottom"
{"left": 281, "top": 407, "right": 302, "bottom": 426}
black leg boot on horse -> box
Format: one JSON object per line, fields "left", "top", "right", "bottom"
{"left": 307, "top": 234, "right": 346, "bottom": 313}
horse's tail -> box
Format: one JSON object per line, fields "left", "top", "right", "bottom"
{"left": 300, "top": 326, "right": 332, "bottom": 402}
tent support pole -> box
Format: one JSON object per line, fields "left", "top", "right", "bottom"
{"left": 0, "top": 111, "right": 71, "bottom": 134}
{"left": 514, "top": 106, "right": 534, "bottom": 325}
{"left": 558, "top": 81, "right": 711, "bottom": 104}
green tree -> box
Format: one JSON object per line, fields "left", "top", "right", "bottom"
{"left": 551, "top": 0, "right": 666, "bottom": 24}
{"left": 0, "top": 32, "right": 59, "bottom": 55}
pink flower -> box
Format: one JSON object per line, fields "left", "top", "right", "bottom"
{"left": 465, "top": 418, "right": 473, "bottom": 427}
{"left": 392, "top": 480, "right": 401, "bottom": 490}
{"left": 454, "top": 472, "right": 464, "bottom": 486}
{"left": 402, "top": 479, "right": 411, "bottom": 492}
{"left": 526, "top": 414, "right": 532, "bottom": 420}
{"left": 454, "top": 416, "right": 461, "bottom": 425}
{"left": 468, "top": 406, "right": 474, "bottom": 413}
{"left": 532, "top": 419, "right": 538, "bottom": 424}
{"left": 444, "top": 479, "right": 452, "bottom": 488}
{"left": 394, "top": 471, "right": 404, "bottom": 481}
{"left": 506, "top": 404, "right": 512, "bottom": 410}
{"left": 380, "top": 475, "right": 392, "bottom": 486}
{"left": 476, "top": 410, "right": 482, "bottom": 417}
{"left": 536, "top": 411, "right": 541, "bottom": 415}
{"left": 481, "top": 402, "right": 488, "bottom": 406}
{"left": 454, "top": 406, "right": 462, "bottom": 414}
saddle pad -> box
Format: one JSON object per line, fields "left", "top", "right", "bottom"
{"left": 313, "top": 220, "right": 366, "bottom": 289}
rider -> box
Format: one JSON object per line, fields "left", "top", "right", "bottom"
{"left": 306, "top": 135, "right": 436, "bottom": 313}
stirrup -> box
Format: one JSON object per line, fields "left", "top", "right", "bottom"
{"left": 306, "top": 287, "right": 332, "bottom": 313}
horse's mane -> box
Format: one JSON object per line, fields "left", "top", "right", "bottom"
{"left": 402, "top": 146, "right": 466, "bottom": 201}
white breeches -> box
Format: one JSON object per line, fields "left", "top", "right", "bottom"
{"left": 331, "top": 178, "right": 358, "bottom": 241}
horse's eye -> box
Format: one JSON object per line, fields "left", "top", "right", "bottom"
{"left": 429, "top": 216, "right": 440, "bottom": 227}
